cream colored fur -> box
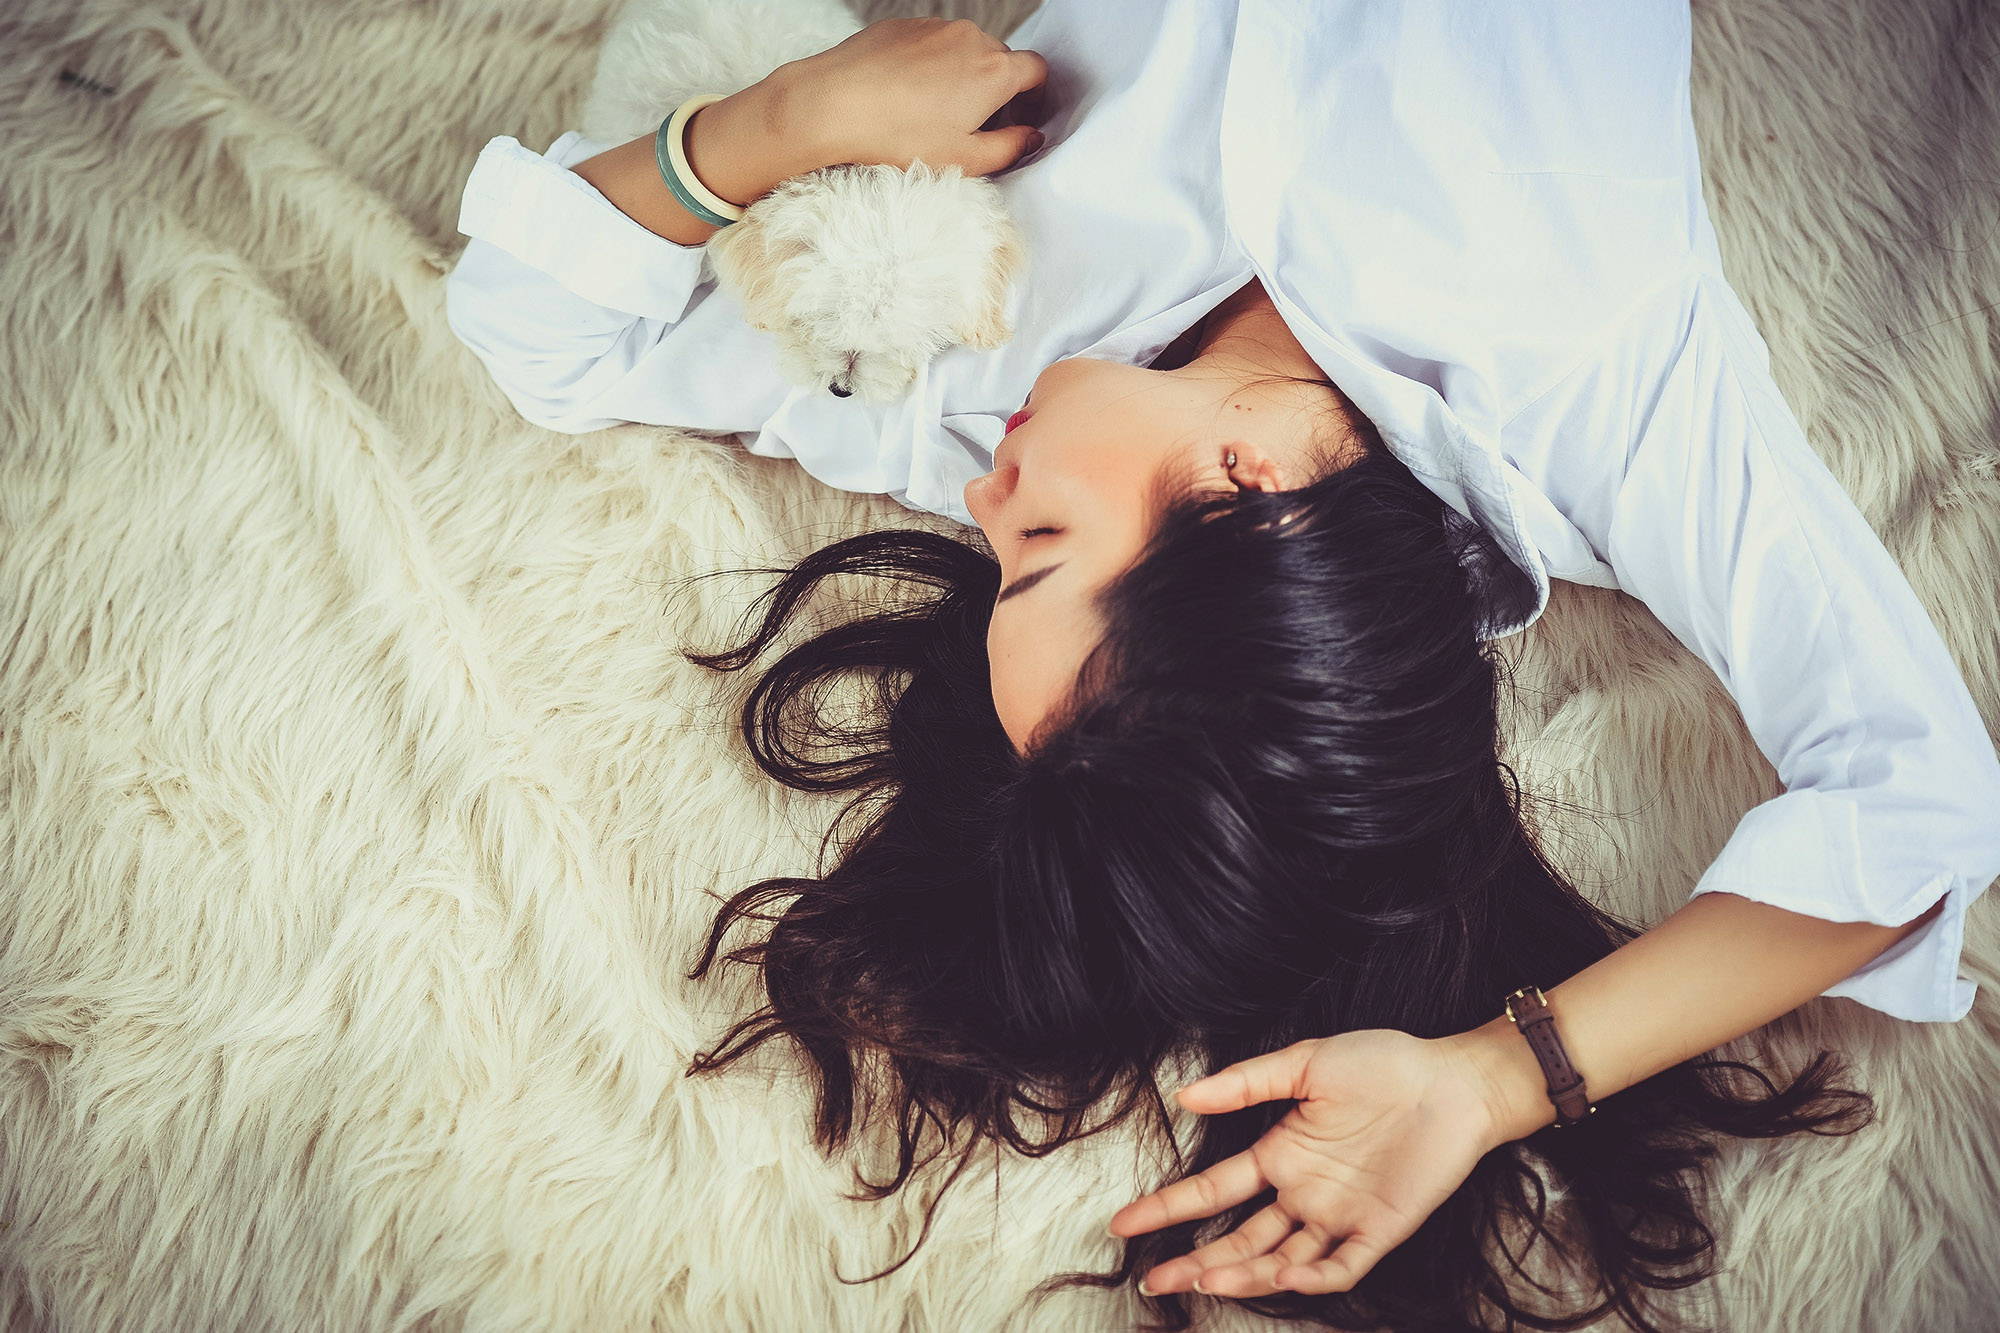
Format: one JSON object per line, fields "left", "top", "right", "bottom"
{"left": 2, "top": 0, "right": 1997, "bottom": 1329}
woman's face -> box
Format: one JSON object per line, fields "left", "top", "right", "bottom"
{"left": 962, "top": 354, "right": 1341, "bottom": 753}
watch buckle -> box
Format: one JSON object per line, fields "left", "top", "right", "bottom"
{"left": 1502, "top": 984, "right": 1546, "bottom": 1025}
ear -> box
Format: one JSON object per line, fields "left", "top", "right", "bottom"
{"left": 1227, "top": 443, "right": 1288, "bottom": 493}
{"left": 706, "top": 213, "right": 787, "bottom": 332}
{"left": 953, "top": 227, "right": 1025, "bottom": 350}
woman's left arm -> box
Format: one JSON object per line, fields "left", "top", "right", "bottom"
{"left": 1112, "top": 271, "right": 2000, "bottom": 1297}
{"left": 1111, "top": 890, "right": 1942, "bottom": 1298}
{"left": 1462, "top": 890, "right": 1944, "bottom": 1145}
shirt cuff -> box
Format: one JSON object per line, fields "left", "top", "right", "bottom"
{"left": 455, "top": 132, "right": 708, "bottom": 322}
{"left": 1818, "top": 873, "right": 1976, "bottom": 1022}
{"left": 1692, "top": 871, "right": 1974, "bottom": 1023}
{"left": 1685, "top": 785, "right": 1989, "bottom": 1021}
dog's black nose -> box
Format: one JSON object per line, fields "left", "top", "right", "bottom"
{"left": 828, "top": 382, "right": 852, "bottom": 398}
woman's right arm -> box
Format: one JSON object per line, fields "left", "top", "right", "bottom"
{"left": 442, "top": 18, "right": 1047, "bottom": 435}
{"left": 441, "top": 78, "right": 815, "bottom": 434}
{"left": 566, "top": 83, "right": 823, "bottom": 248}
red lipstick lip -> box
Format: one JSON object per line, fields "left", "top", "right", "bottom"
{"left": 1004, "top": 409, "right": 1033, "bottom": 434}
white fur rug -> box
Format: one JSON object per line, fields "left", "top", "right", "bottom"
{"left": 4, "top": 0, "right": 1998, "bottom": 1328}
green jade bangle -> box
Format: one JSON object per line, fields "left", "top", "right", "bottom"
{"left": 653, "top": 93, "right": 743, "bottom": 229}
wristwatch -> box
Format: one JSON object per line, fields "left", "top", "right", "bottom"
{"left": 1503, "top": 985, "right": 1595, "bottom": 1128}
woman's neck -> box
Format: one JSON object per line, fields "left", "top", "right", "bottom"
{"left": 1189, "top": 276, "right": 1326, "bottom": 384}
{"left": 1175, "top": 275, "right": 1369, "bottom": 470}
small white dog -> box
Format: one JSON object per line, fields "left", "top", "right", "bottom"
{"left": 578, "top": 0, "right": 1028, "bottom": 403}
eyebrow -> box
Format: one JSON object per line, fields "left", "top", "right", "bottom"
{"left": 996, "top": 562, "right": 1065, "bottom": 604}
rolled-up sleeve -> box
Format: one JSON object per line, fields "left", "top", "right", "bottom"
{"left": 1506, "top": 270, "right": 2000, "bottom": 1022}
{"left": 443, "top": 132, "right": 713, "bottom": 433}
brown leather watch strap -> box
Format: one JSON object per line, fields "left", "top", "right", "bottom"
{"left": 1503, "top": 985, "right": 1594, "bottom": 1128}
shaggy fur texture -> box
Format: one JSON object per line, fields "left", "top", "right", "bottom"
{"left": 2, "top": 0, "right": 1997, "bottom": 1329}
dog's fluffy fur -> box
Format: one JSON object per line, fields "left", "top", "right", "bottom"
{"left": 4, "top": 0, "right": 2000, "bottom": 1329}
{"left": 583, "top": 0, "right": 1024, "bottom": 402}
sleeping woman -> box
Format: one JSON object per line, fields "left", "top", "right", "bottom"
{"left": 443, "top": 4, "right": 2000, "bottom": 1328}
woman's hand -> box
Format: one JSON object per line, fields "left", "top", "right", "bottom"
{"left": 1107, "top": 1029, "right": 1524, "bottom": 1299}
{"left": 771, "top": 17, "right": 1049, "bottom": 178}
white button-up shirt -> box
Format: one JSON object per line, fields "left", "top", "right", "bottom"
{"left": 444, "top": 0, "right": 2000, "bottom": 1022}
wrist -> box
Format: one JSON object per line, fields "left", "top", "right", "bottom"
{"left": 683, "top": 80, "right": 827, "bottom": 207}
{"left": 1443, "top": 1015, "right": 1560, "bottom": 1146}
{"left": 754, "top": 61, "right": 866, "bottom": 169}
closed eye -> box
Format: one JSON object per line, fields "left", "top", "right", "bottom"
{"left": 1017, "top": 526, "right": 1058, "bottom": 540}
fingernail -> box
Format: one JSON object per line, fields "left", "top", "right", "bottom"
{"left": 1106, "top": 1223, "right": 1121, "bottom": 1238}
{"left": 1026, "top": 129, "right": 1046, "bottom": 151}
{"left": 1192, "top": 1278, "right": 1209, "bottom": 1295}
{"left": 1137, "top": 1279, "right": 1155, "bottom": 1297}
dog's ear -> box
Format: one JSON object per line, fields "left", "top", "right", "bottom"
{"left": 951, "top": 224, "right": 1025, "bottom": 350}
{"left": 705, "top": 214, "right": 787, "bottom": 333}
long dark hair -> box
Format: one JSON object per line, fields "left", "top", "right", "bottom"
{"left": 675, "top": 386, "right": 1870, "bottom": 1332}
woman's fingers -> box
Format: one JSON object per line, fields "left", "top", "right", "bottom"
{"left": 1278, "top": 1223, "right": 1335, "bottom": 1267}
{"left": 1197, "top": 1221, "right": 1337, "bottom": 1298}
{"left": 1276, "top": 1233, "right": 1388, "bottom": 1295}
{"left": 1137, "top": 1201, "right": 1295, "bottom": 1295}
{"left": 1192, "top": 1221, "right": 1337, "bottom": 1299}
{"left": 997, "top": 46, "right": 1049, "bottom": 102}
{"left": 1176, "top": 1040, "right": 1317, "bottom": 1114}
{"left": 1109, "top": 1146, "right": 1266, "bottom": 1237}
{"left": 979, "top": 81, "right": 1048, "bottom": 132}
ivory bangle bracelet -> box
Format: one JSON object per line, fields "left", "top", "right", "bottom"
{"left": 654, "top": 93, "right": 746, "bottom": 227}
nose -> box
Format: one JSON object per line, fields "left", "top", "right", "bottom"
{"left": 828, "top": 381, "right": 851, "bottom": 398}
{"left": 962, "top": 458, "right": 1016, "bottom": 527}
{"left": 962, "top": 469, "right": 990, "bottom": 525}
